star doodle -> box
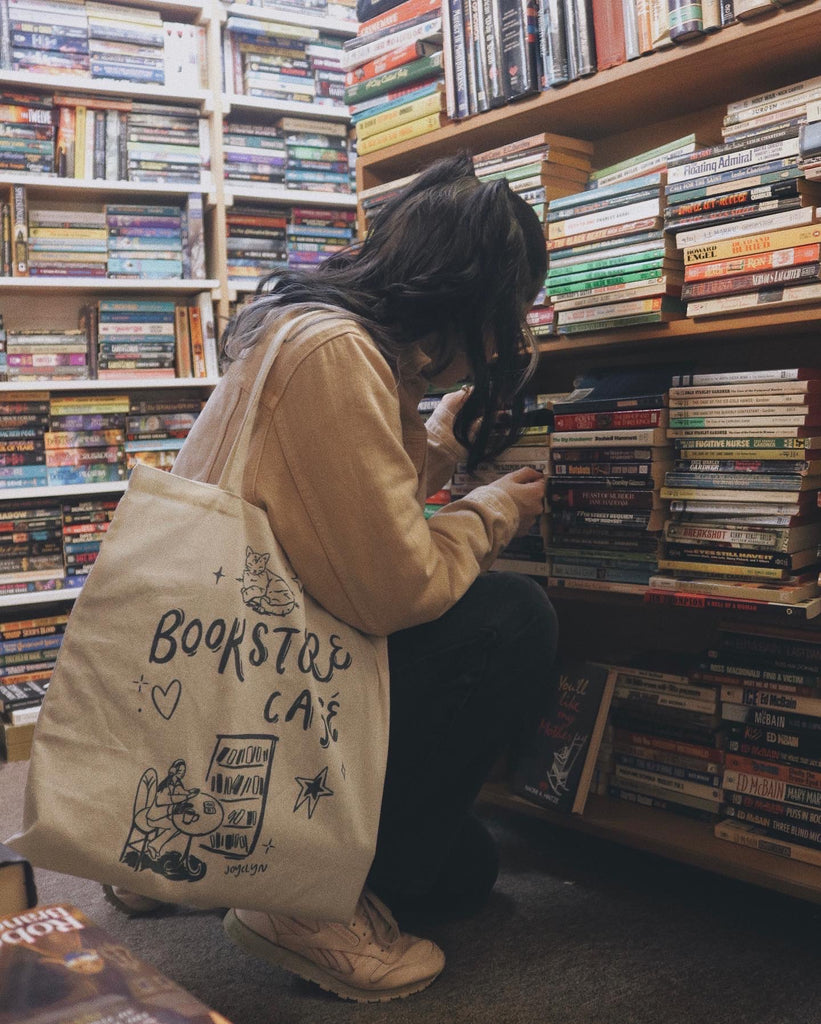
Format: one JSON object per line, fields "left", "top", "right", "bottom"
{"left": 262, "top": 838, "right": 276, "bottom": 855}
{"left": 293, "top": 766, "right": 333, "bottom": 819}
{"left": 130, "top": 674, "right": 147, "bottom": 694}
{"left": 213, "top": 566, "right": 225, "bottom": 583}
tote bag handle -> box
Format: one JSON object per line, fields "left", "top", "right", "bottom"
{"left": 217, "top": 307, "right": 346, "bottom": 496}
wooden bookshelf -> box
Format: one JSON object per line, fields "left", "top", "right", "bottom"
{"left": 355, "top": 0, "right": 821, "bottom": 902}
{"left": 480, "top": 784, "right": 821, "bottom": 905}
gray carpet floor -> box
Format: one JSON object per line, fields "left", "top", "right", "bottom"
{"left": 3, "top": 757, "right": 821, "bottom": 1024}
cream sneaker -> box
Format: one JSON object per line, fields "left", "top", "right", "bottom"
{"left": 102, "top": 884, "right": 168, "bottom": 917}
{"left": 223, "top": 888, "right": 445, "bottom": 1003}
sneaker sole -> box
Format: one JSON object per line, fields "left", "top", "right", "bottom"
{"left": 102, "top": 884, "right": 169, "bottom": 918}
{"left": 223, "top": 909, "right": 442, "bottom": 1004}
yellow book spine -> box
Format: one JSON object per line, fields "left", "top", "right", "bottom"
{"left": 356, "top": 111, "right": 445, "bottom": 156}
{"left": 73, "top": 106, "right": 86, "bottom": 179}
{"left": 356, "top": 90, "right": 444, "bottom": 142}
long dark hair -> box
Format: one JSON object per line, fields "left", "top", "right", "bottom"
{"left": 222, "top": 153, "right": 547, "bottom": 471}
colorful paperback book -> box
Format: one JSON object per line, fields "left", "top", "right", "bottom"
{"left": 0, "top": 904, "right": 234, "bottom": 1024}
{"left": 513, "top": 661, "right": 618, "bottom": 814}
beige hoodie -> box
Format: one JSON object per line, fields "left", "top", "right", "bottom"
{"left": 172, "top": 307, "right": 520, "bottom": 637}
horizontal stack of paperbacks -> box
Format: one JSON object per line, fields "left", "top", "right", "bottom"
{"left": 541, "top": 72, "right": 821, "bottom": 335}
{"left": 345, "top": 0, "right": 447, "bottom": 156}
{"left": 0, "top": 297, "right": 216, "bottom": 380}
{"left": 513, "top": 638, "right": 821, "bottom": 872}
{"left": 0, "top": 91, "right": 209, "bottom": 185}
{"left": 0, "top": 0, "right": 208, "bottom": 88}
{"left": 1, "top": 187, "right": 208, "bottom": 282}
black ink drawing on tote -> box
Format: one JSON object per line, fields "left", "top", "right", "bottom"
{"left": 293, "top": 765, "right": 333, "bottom": 819}
{"left": 546, "top": 733, "right": 587, "bottom": 796}
{"left": 238, "top": 546, "right": 298, "bottom": 616}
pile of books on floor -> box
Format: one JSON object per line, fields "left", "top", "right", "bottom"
{"left": 124, "top": 389, "right": 201, "bottom": 473}
{"left": 285, "top": 204, "right": 356, "bottom": 268}
{"left": 545, "top": 138, "right": 701, "bottom": 335}
{"left": 346, "top": 0, "right": 445, "bottom": 149}
{"left": 703, "top": 620, "right": 821, "bottom": 868}
{"left": 604, "top": 652, "right": 725, "bottom": 823}
{"left": 0, "top": 612, "right": 69, "bottom": 761}
{"left": 225, "top": 203, "right": 288, "bottom": 290}
{"left": 646, "top": 366, "right": 821, "bottom": 621}
{"left": 0, "top": 92, "right": 54, "bottom": 175}
{"left": 279, "top": 115, "right": 354, "bottom": 193}
{"left": 224, "top": 14, "right": 347, "bottom": 112}
{"left": 60, "top": 495, "right": 118, "bottom": 586}
{"left": 671, "top": 74, "right": 821, "bottom": 320}
{"left": 545, "top": 369, "right": 672, "bottom": 595}
{"left": 346, "top": 0, "right": 446, "bottom": 155}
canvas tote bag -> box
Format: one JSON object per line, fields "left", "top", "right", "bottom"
{"left": 9, "top": 311, "right": 390, "bottom": 923}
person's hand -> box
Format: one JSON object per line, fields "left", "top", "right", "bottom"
{"left": 434, "top": 385, "right": 472, "bottom": 418}
{"left": 494, "top": 467, "right": 546, "bottom": 536}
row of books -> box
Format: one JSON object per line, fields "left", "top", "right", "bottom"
{"left": 0, "top": 91, "right": 209, "bottom": 183}
{"left": 514, "top": 635, "right": 821, "bottom": 872}
{"left": 234, "top": 0, "right": 357, "bottom": 21}
{"left": 541, "top": 73, "right": 821, "bottom": 334}
{"left": 538, "top": 365, "right": 821, "bottom": 623}
{"left": 0, "top": 0, "right": 207, "bottom": 89}
{"left": 223, "top": 114, "right": 355, "bottom": 194}
{"left": 223, "top": 11, "right": 348, "bottom": 111}
{"left": 0, "top": 296, "right": 216, "bottom": 381}
{"left": 347, "top": 0, "right": 448, "bottom": 155}
{"left": 3, "top": 192, "right": 207, "bottom": 281}
{"left": 226, "top": 202, "right": 356, "bottom": 289}
{"left": 0, "top": 388, "right": 202, "bottom": 489}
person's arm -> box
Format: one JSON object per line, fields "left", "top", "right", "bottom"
{"left": 249, "top": 331, "right": 523, "bottom": 636}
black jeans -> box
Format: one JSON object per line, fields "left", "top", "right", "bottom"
{"left": 367, "top": 571, "right": 559, "bottom": 912}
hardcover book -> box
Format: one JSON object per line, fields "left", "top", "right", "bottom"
{"left": 513, "top": 661, "right": 618, "bottom": 814}
{"left": 0, "top": 904, "right": 233, "bottom": 1024}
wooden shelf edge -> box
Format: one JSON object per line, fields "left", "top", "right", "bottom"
{"left": 356, "top": 2, "right": 821, "bottom": 186}
{"left": 479, "top": 783, "right": 821, "bottom": 905}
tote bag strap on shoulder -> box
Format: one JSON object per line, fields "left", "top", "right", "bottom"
{"left": 218, "top": 307, "right": 357, "bottom": 495}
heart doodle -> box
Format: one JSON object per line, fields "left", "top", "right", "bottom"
{"left": 152, "top": 679, "right": 182, "bottom": 720}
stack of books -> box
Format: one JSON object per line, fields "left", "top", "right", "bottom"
{"left": 647, "top": 366, "right": 821, "bottom": 621}
{"left": 223, "top": 120, "right": 287, "bottom": 188}
{"left": 104, "top": 203, "right": 184, "bottom": 279}
{"left": 346, "top": 0, "right": 446, "bottom": 155}
{"left": 345, "top": 0, "right": 445, "bottom": 146}
{"left": 707, "top": 620, "right": 821, "bottom": 868}
{"left": 0, "top": 392, "right": 49, "bottom": 487}
{"left": 224, "top": 15, "right": 321, "bottom": 105}
{"left": 279, "top": 115, "right": 353, "bottom": 193}
{"left": 27, "top": 207, "right": 107, "bottom": 279}
{"left": 124, "top": 389, "right": 201, "bottom": 473}
{"left": 285, "top": 204, "right": 356, "bottom": 267}
{"left": 670, "top": 75, "right": 821, "bottom": 320}
{"left": 125, "top": 101, "right": 206, "bottom": 185}
{"left": 0, "top": 91, "right": 54, "bottom": 175}
{"left": 60, "top": 495, "right": 118, "bottom": 585}
{"left": 95, "top": 299, "right": 178, "bottom": 379}
{"left": 546, "top": 138, "right": 702, "bottom": 334}
{"left": 801, "top": 89, "right": 821, "bottom": 183}
{"left": 449, "top": 395, "right": 555, "bottom": 578}
{"left": 5, "top": 328, "right": 90, "bottom": 382}
{"left": 6, "top": 0, "right": 90, "bottom": 76}
{"left": 225, "top": 203, "right": 289, "bottom": 291}
{"left": 306, "top": 29, "right": 347, "bottom": 109}
{"left": 86, "top": 1, "right": 165, "bottom": 85}
{"left": 603, "top": 652, "right": 725, "bottom": 823}
{"left": 0, "top": 612, "right": 68, "bottom": 759}
{"left": 475, "top": 131, "right": 594, "bottom": 227}
{"left": 545, "top": 369, "right": 672, "bottom": 594}
{"left": 0, "top": 498, "right": 66, "bottom": 596}
{"left": 44, "top": 416, "right": 127, "bottom": 488}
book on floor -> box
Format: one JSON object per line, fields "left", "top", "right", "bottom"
{"left": 0, "top": 842, "right": 36, "bottom": 918}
